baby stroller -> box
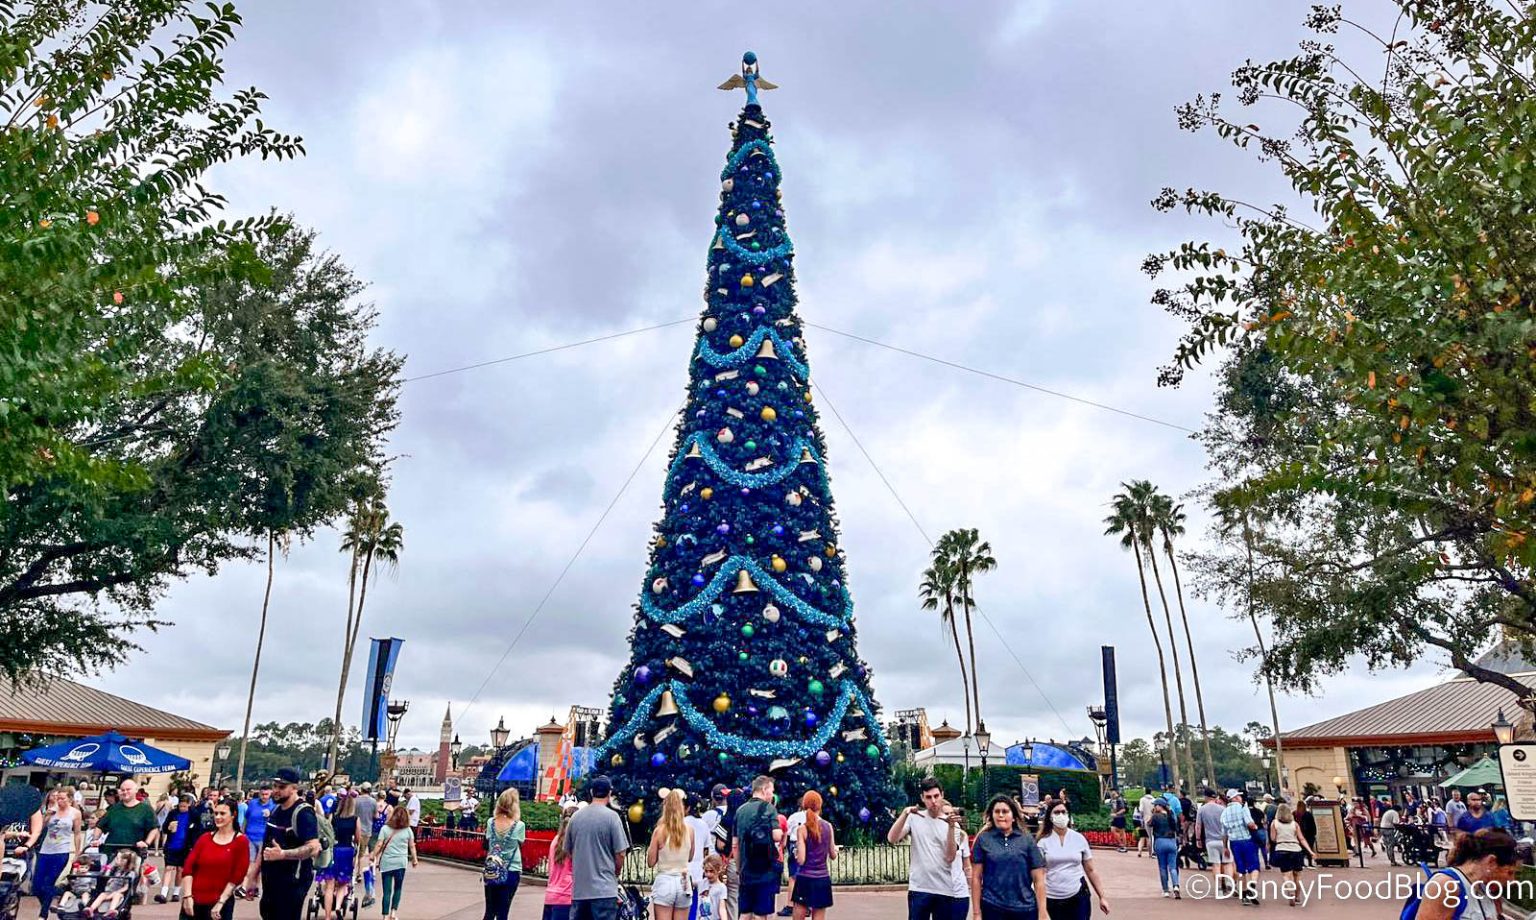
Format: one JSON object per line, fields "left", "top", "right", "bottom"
{"left": 1, "top": 833, "right": 31, "bottom": 920}
{"left": 1396, "top": 824, "right": 1441, "bottom": 867}
{"left": 52, "top": 853, "right": 134, "bottom": 920}
{"left": 304, "top": 883, "right": 360, "bottom": 920}
{"left": 616, "top": 884, "right": 647, "bottom": 920}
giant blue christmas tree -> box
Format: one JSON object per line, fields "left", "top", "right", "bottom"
{"left": 595, "top": 54, "right": 893, "bottom": 826}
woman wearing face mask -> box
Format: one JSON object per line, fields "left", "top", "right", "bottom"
{"left": 1038, "top": 803, "right": 1109, "bottom": 920}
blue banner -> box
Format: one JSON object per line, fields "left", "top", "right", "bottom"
{"left": 361, "top": 637, "right": 404, "bottom": 741}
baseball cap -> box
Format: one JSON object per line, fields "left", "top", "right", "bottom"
{"left": 271, "top": 767, "right": 304, "bottom": 786}
{"left": 588, "top": 775, "right": 613, "bottom": 797}
{"left": 711, "top": 783, "right": 730, "bottom": 801}
{"left": 1226, "top": 788, "right": 1243, "bottom": 799}
{"left": 360, "top": 782, "right": 373, "bottom": 792}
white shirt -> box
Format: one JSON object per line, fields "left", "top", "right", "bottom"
{"left": 1138, "top": 795, "right": 1156, "bottom": 825}
{"left": 684, "top": 815, "right": 710, "bottom": 885}
{"left": 895, "top": 811, "right": 960, "bottom": 896}
{"left": 948, "top": 824, "right": 971, "bottom": 899}
{"left": 1039, "top": 829, "right": 1092, "bottom": 900}
{"left": 785, "top": 810, "right": 808, "bottom": 858}
{"left": 405, "top": 796, "right": 421, "bottom": 827}
{"left": 1380, "top": 809, "right": 1399, "bottom": 830}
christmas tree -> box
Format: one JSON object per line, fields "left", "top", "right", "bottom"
{"left": 595, "top": 53, "right": 893, "bottom": 826}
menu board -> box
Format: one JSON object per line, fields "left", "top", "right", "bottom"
{"left": 1309, "top": 801, "right": 1350, "bottom": 866}
{"left": 1499, "top": 744, "right": 1536, "bottom": 820}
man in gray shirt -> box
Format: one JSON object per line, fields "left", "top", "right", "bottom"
{"left": 353, "top": 784, "right": 378, "bottom": 908}
{"left": 1195, "top": 789, "right": 1231, "bottom": 895}
{"left": 567, "top": 775, "right": 631, "bottom": 920}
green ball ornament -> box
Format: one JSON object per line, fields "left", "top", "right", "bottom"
{"left": 745, "top": 439, "right": 757, "bottom": 451}
{"left": 739, "top": 651, "right": 749, "bottom": 661}
{"left": 741, "top": 623, "right": 755, "bottom": 638}
{"left": 808, "top": 679, "right": 825, "bottom": 696}
{"left": 753, "top": 364, "right": 767, "bottom": 376}
{"left": 866, "top": 744, "right": 880, "bottom": 758}
{"left": 745, "top": 535, "right": 755, "bottom": 545}
{"left": 719, "top": 752, "right": 731, "bottom": 764}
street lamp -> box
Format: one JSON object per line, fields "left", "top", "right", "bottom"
{"left": 1261, "top": 754, "right": 1273, "bottom": 793}
{"left": 975, "top": 722, "right": 992, "bottom": 804}
{"left": 1020, "top": 738, "right": 1034, "bottom": 764}
{"left": 385, "top": 699, "right": 410, "bottom": 783}
{"left": 490, "top": 717, "right": 510, "bottom": 750}
{"left": 451, "top": 733, "right": 464, "bottom": 770}
{"left": 215, "top": 742, "right": 231, "bottom": 787}
{"left": 1493, "top": 708, "right": 1516, "bottom": 745}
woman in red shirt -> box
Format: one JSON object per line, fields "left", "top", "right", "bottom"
{"left": 180, "top": 802, "right": 250, "bottom": 920}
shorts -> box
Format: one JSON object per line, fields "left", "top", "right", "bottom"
{"left": 1271, "top": 849, "right": 1305, "bottom": 873}
{"left": 790, "top": 876, "right": 832, "bottom": 909}
{"left": 786, "top": 851, "right": 800, "bottom": 878}
{"left": 739, "top": 878, "right": 779, "bottom": 917}
{"left": 165, "top": 847, "right": 189, "bottom": 868}
{"left": 650, "top": 873, "right": 692, "bottom": 909}
{"left": 247, "top": 838, "right": 263, "bottom": 863}
{"left": 1109, "top": 817, "right": 1126, "bottom": 830}
{"left": 1230, "top": 838, "right": 1261, "bottom": 875}
{"left": 1204, "top": 841, "right": 1227, "bottom": 866}
{"left": 542, "top": 906, "right": 571, "bottom": 920}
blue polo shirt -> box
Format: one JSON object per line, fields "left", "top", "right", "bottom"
{"left": 1456, "top": 810, "right": 1497, "bottom": 834}
{"left": 245, "top": 798, "right": 276, "bottom": 845}
{"left": 971, "top": 826, "right": 1046, "bottom": 913}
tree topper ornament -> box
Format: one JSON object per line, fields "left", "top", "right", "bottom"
{"left": 718, "top": 51, "right": 777, "bottom": 106}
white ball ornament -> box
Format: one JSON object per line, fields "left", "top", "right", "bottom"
{"left": 717, "top": 427, "right": 735, "bottom": 444}
{"left": 769, "top": 658, "right": 789, "bottom": 677}
{"left": 722, "top": 178, "right": 734, "bottom": 192}
{"left": 746, "top": 381, "right": 760, "bottom": 396}
{"left": 763, "top": 604, "right": 781, "bottom": 623}
{"left": 652, "top": 577, "right": 668, "bottom": 594}
{"left": 786, "top": 491, "right": 803, "bottom": 507}
{"left": 809, "top": 556, "right": 823, "bottom": 572}
{"left": 703, "top": 317, "right": 718, "bottom": 332}
{"left": 735, "top": 213, "right": 751, "bottom": 227}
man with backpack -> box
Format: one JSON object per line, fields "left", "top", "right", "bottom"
{"left": 259, "top": 767, "right": 321, "bottom": 920}
{"left": 733, "top": 776, "right": 783, "bottom": 920}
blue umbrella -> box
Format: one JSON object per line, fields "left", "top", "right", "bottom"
{"left": 21, "top": 729, "right": 191, "bottom": 774}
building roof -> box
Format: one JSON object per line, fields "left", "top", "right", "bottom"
{"left": 1271, "top": 672, "right": 1536, "bottom": 749}
{"left": 0, "top": 677, "right": 226, "bottom": 743}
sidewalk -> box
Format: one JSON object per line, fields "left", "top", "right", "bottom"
{"left": 119, "top": 849, "right": 1425, "bottom": 919}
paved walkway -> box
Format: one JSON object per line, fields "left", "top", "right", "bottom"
{"left": 120, "top": 849, "right": 1425, "bottom": 919}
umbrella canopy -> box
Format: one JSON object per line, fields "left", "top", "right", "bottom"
{"left": 1441, "top": 756, "right": 1503, "bottom": 790}
{"left": 21, "top": 729, "right": 191, "bottom": 774}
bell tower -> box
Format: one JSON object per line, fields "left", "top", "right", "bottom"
{"left": 435, "top": 703, "right": 452, "bottom": 784}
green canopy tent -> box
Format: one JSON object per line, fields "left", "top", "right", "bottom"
{"left": 1441, "top": 756, "right": 1504, "bottom": 790}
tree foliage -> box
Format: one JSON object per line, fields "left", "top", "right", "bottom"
{"left": 0, "top": 4, "right": 402, "bottom": 681}
{"left": 1150, "top": 1, "right": 1536, "bottom": 699}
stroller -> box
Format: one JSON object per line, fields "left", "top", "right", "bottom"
{"left": 304, "top": 880, "right": 360, "bottom": 920}
{"left": 616, "top": 884, "right": 647, "bottom": 920}
{"left": 52, "top": 853, "right": 135, "bottom": 920}
{"left": 1395, "top": 823, "right": 1441, "bottom": 867}
{"left": 1, "top": 833, "right": 31, "bottom": 920}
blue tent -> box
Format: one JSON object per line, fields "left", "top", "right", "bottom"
{"left": 22, "top": 730, "right": 190, "bottom": 774}
{"left": 1004, "top": 742, "right": 1093, "bottom": 771}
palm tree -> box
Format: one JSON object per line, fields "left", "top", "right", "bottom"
{"left": 235, "top": 530, "right": 287, "bottom": 791}
{"left": 1105, "top": 486, "right": 1183, "bottom": 795}
{"left": 325, "top": 502, "right": 404, "bottom": 771}
{"left": 1135, "top": 484, "right": 1196, "bottom": 789}
{"left": 1154, "top": 495, "right": 1217, "bottom": 788}
{"left": 919, "top": 560, "right": 972, "bottom": 736}
{"left": 936, "top": 528, "right": 996, "bottom": 733}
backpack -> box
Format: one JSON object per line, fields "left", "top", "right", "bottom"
{"left": 297, "top": 803, "right": 337, "bottom": 870}
{"left": 1399, "top": 865, "right": 1468, "bottom": 920}
{"left": 742, "top": 804, "right": 777, "bottom": 872}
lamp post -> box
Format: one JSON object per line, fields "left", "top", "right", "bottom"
{"left": 1261, "top": 754, "right": 1273, "bottom": 794}
{"left": 1493, "top": 708, "right": 1515, "bottom": 745}
{"left": 962, "top": 733, "right": 973, "bottom": 809}
{"left": 490, "top": 717, "right": 510, "bottom": 750}
{"left": 451, "top": 733, "right": 464, "bottom": 771}
{"left": 214, "top": 742, "right": 231, "bottom": 788}
{"left": 1087, "top": 706, "right": 1112, "bottom": 794}
{"left": 975, "top": 722, "right": 992, "bottom": 804}
{"left": 384, "top": 699, "right": 410, "bottom": 784}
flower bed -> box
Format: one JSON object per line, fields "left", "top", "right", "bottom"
{"left": 416, "top": 829, "right": 556, "bottom": 867}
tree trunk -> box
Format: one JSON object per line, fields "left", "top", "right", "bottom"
{"left": 1166, "top": 541, "right": 1217, "bottom": 789}
{"left": 946, "top": 596, "right": 973, "bottom": 736}
{"left": 1243, "top": 517, "right": 1286, "bottom": 794}
{"left": 235, "top": 531, "right": 276, "bottom": 792}
{"left": 1146, "top": 545, "right": 1195, "bottom": 790}
{"left": 1132, "top": 539, "right": 1182, "bottom": 794}
{"left": 326, "top": 544, "right": 364, "bottom": 773}
{"left": 959, "top": 557, "right": 983, "bottom": 733}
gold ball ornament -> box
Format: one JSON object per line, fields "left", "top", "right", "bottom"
{"left": 836, "top": 753, "right": 845, "bottom": 763}
{"left": 760, "top": 406, "right": 777, "bottom": 422}
{"left": 729, "top": 334, "right": 745, "bottom": 349}
{"left": 829, "top": 786, "right": 839, "bottom": 797}
{"left": 628, "top": 803, "right": 645, "bottom": 824}
{"left": 771, "top": 555, "right": 787, "bottom": 573}
{"left": 701, "top": 487, "right": 714, "bottom": 500}
{"left": 804, "top": 389, "right": 813, "bottom": 403}
{"left": 740, "top": 273, "right": 755, "bottom": 288}
{"left": 713, "top": 694, "right": 731, "bottom": 713}
{"left": 611, "top": 754, "right": 624, "bottom": 767}
{"left": 825, "top": 544, "right": 837, "bottom": 558}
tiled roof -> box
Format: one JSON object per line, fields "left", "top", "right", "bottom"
{"left": 1276, "top": 673, "right": 1536, "bottom": 747}
{"left": 0, "top": 677, "right": 225, "bottom": 741}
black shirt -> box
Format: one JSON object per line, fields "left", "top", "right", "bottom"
{"left": 970, "top": 827, "right": 1045, "bottom": 912}
{"left": 333, "top": 816, "right": 358, "bottom": 849}
{"left": 260, "top": 801, "right": 320, "bottom": 897}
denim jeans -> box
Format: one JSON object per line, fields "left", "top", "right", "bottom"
{"left": 1153, "top": 836, "right": 1181, "bottom": 892}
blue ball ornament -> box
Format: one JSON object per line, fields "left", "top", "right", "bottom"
{"left": 814, "top": 750, "right": 832, "bottom": 767}
{"left": 803, "top": 709, "right": 818, "bottom": 728}
{"left": 635, "top": 665, "right": 653, "bottom": 685}
{"left": 858, "top": 807, "right": 872, "bottom": 823}
{"left": 651, "top": 752, "right": 668, "bottom": 767}
{"left": 691, "top": 573, "right": 706, "bottom": 586}
{"left": 772, "top": 525, "right": 785, "bottom": 536}
{"left": 717, "top": 522, "right": 731, "bottom": 535}
{"left": 753, "top": 305, "right": 766, "bottom": 316}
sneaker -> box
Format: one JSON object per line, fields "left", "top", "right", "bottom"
{"left": 1162, "top": 891, "right": 1170, "bottom": 898}
{"left": 1173, "top": 888, "right": 1181, "bottom": 900}
{"left": 361, "top": 897, "right": 375, "bottom": 909}
{"left": 777, "top": 908, "right": 793, "bottom": 917}
{"left": 169, "top": 894, "right": 179, "bottom": 903}
{"left": 153, "top": 895, "right": 166, "bottom": 905}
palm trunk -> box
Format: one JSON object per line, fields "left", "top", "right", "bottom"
{"left": 946, "top": 598, "right": 973, "bottom": 736}
{"left": 1243, "top": 517, "right": 1286, "bottom": 793}
{"left": 235, "top": 531, "right": 276, "bottom": 791}
{"left": 1146, "top": 545, "right": 1195, "bottom": 790}
{"left": 326, "top": 544, "right": 364, "bottom": 773}
{"left": 959, "top": 558, "right": 982, "bottom": 732}
{"left": 1132, "top": 539, "right": 1182, "bottom": 794}
{"left": 1165, "top": 540, "right": 1217, "bottom": 788}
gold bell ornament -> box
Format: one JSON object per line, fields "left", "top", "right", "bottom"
{"left": 755, "top": 338, "right": 778, "bottom": 360}
{"left": 656, "top": 689, "right": 679, "bottom": 718}
{"left": 733, "top": 569, "right": 760, "bottom": 593}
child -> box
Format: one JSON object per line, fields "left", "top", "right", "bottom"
{"left": 86, "top": 850, "right": 138, "bottom": 918}
{"left": 698, "top": 855, "right": 726, "bottom": 920}
{"left": 81, "top": 812, "right": 106, "bottom": 857}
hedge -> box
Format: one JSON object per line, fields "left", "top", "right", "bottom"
{"left": 420, "top": 797, "right": 563, "bottom": 831}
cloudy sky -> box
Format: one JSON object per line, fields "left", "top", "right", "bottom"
{"left": 98, "top": 0, "right": 1453, "bottom": 758}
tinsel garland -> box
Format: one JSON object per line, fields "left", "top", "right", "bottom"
{"left": 640, "top": 554, "right": 852, "bottom": 627}
{"left": 667, "top": 431, "right": 824, "bottom": 489}
{"left": 695, "top": 325, "right": 808, "bottom": 379}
